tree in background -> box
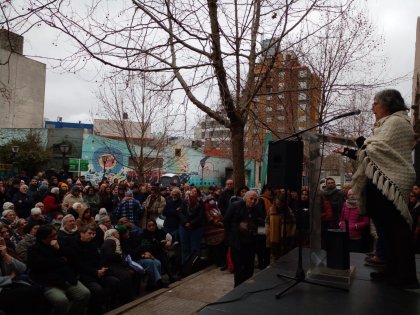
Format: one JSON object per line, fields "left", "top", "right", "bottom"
{"left": 0, "top": 131, "right": 51, "bottom": 176}
{"left": 95, "top": 69, "right": 181, "bottom": 183}
{"left": 1, "top": 0, "right": 389, "bottom": 188}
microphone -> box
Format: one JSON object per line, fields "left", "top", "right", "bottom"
{"left": 333, "top": 109, "right": 361, "bottom": 119}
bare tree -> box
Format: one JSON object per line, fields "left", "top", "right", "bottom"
{"left": 95, "top": 69, "right": 181, "bottom": 183}
{"left": 295, "top": 4, "right": 396, "bottom": 126}
{"left": 2, "top": 0, "right": 383, "bottom": 188}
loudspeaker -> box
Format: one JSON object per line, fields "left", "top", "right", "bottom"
{"left": 267, "top": 140, "right": 303, "bottom": 190}
{"left": 326, "top": 229, "right": 350, "bottom": 270}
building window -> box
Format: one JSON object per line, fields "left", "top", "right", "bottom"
{"left": 266, "top": 106, "right": 273, "bottom": 112}
{"left": 266, "top": 117, "right": 272, "bottom": 123}
{"left": 277, "top": 104, "right": 284, "bottom": 110}
{"left": 278, "top": 82, "right": 284, "bottom": 91}
{"left": 267, "top": 95, "right": 272, "bottom": 101}
{"left": 298, "top": 116, "right": 306, "bottom": 122}
{"left": 298, "top": 70, "right": 307, "bottom": 78}
{"left": 299, "top": 103, "right": 306, "bottom": 111}
{"left": 279, "top": 71, "right": 285, "bottom": 79}
{"left": 277, "top": 93, "right": 284, "bottom": 99}
{"left": 175, "top": 148, "right": 181, "bottom": 157}
{"left": 299, "top": 81, "right": 307, "bottom": 89}
{"left": 298, "top": 92, "right": 307, "bottom": 100}
{"left": 277, "top": 116, "right": 285, "bottom": 121}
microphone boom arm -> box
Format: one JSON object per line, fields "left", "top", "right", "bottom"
{"left": 272, "top": 110, "right": 361, "bottom": 144}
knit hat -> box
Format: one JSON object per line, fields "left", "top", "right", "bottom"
{"left": 115, "top": 224, "right": 128, "bottom": 235}
{"left": 2, "top": 202, "right": 14, "bottom": 211}
{"left": 38, "top": 185, "right": 48, "bottom": 193}
{"left": 94, "top": 208, "right": 108, "bottom": 222}
{"left": 2, "top": 209, "right": 14, "bottom": 217}
{"left": 31, "top": 207, "right": 42, "bottom": 216}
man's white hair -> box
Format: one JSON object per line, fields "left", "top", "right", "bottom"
{"left": 243, "top": 190, "right": 258, "bottom": 200}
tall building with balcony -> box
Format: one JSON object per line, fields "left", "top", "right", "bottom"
{"left": 248, "top": 45, "right": 321, "bottom": 157}
{"left": 0, "top": 30, "right": 46, "bottom": 128}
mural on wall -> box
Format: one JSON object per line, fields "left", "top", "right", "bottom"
{"left": 82, "top": 134, "right": 129, "bottom": 184}
{"left": 81, "top": 134, "right": 255, "bottom": 187}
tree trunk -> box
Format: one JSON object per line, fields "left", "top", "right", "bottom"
{"left": 230, "top": 121, "right": 246, "bottom": 190}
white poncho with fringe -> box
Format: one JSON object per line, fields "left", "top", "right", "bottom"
{"left": 351, "top": 111, "right": 415, "bottom": 227}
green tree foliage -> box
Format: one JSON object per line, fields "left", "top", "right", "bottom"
{"left": 0, "top": 132, "right": 51, "bottom": 176}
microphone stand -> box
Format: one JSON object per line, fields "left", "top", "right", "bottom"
{"left": 273, "top": 114, "right": 356, "bottom": 298}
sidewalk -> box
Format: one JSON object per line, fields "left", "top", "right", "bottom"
{"left": 106, "top": 266, "right": 234, "bottom": 315}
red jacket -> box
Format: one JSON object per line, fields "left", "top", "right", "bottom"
{"left": 43, "top": 194, "right": 62, "bottom": 216}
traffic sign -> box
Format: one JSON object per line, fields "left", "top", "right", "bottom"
{"left": 69, "top": 159, "right": 89, "bottom": 172}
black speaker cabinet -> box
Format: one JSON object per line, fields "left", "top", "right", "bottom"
{"left": 267, "top": 140, "right": 303, "bottom": 190}
{"left": 326, "top": 229, "right": 350, "bottom": 270}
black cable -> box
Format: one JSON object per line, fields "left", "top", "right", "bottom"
{"left": 197, "top": 277, "right": 295, "bottom": 310}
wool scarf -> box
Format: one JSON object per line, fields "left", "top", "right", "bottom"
{"left": 351, "top": 111, "right": 415, "bottom": 226}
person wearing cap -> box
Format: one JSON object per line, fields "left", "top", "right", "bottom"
{"left": 114, "top": 190, "right": 143, "bottom": 226}
{"left": 62, "top": 186, "right": 84, "bottom": 213}
{"left": 95, "top": 208, "right": 108, "bottom": 223}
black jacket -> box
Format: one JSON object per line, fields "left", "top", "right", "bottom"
{"left": 162, "top": 198, "right": 184, "bottom": 231}
{"left": 179, "top": 199, "right": 205, "bottom": 229}
{"left": 218, "top": 188, "right": 235, "bottom": 216}
{"left": 27, "top": 241, "right": 78, "bottom": 287}
{"left": 223, "top": 199, "right": 258, "bottom": 250}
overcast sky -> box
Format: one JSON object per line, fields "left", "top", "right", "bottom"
{"left": 20, "top": 0, "right": 420, "bottom": 127}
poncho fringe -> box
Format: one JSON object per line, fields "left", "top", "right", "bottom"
{"left": 353, "top": 150, "right": 413, "bottom": 228}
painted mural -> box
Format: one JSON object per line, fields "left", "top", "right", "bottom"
{"left": 81, "top": 134, "right": 255, "bottom": 187}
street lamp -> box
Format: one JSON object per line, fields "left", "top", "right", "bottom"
{"left": 199, "top": 156, "right": 209, "bottom": 188}
{"left": 11, "top": 145, "right": 19, "bottom": 175}
{"left": 59, "top": 144, "right": 70, "bottom": 169}
{"left": 101, "top": 155, "right": 108, "bottom": 178}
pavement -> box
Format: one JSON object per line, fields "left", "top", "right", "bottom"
{"left": 105, "top": 266, "right": 235, "bottom": 315}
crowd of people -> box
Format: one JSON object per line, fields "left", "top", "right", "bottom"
{"left": 0, "top": 172, "right": 250, "bottom": 314}
{"left": 0, "top": 89, "right": 418, "bottom": 312}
